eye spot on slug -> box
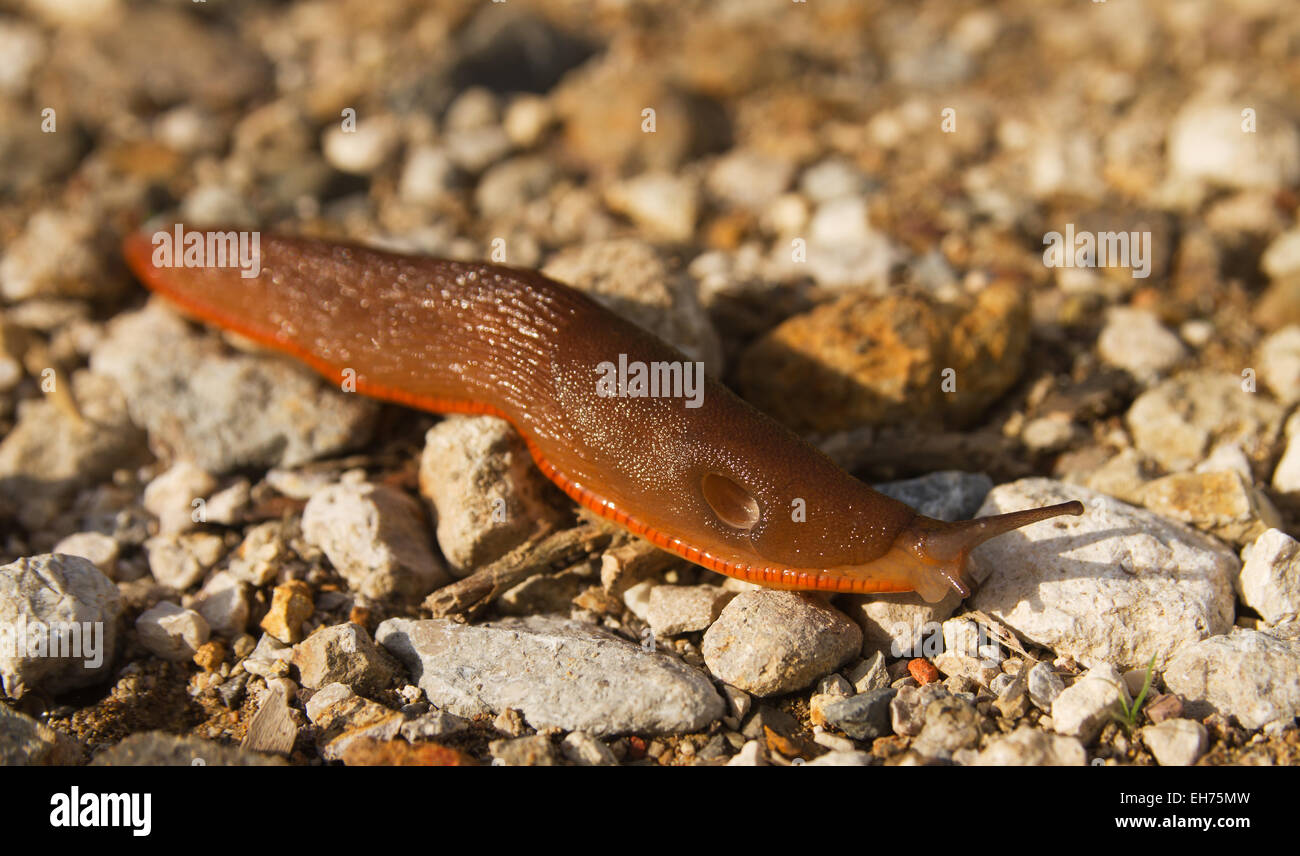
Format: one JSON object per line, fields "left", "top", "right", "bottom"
{"left": 701, "top": 472, "right": 760, "bottom": 530}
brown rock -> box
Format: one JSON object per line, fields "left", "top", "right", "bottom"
{"left": 1139, "top": 471, "right": 1282, "bottom": 545}
{"left": 192, "top": 640, "right": 226, "bottom": 673}
{"left": 738, "top": 281, "right": 1028, "bottom": 432}
{"left": 260, "top": 580, "right": 313, "bottom": 644}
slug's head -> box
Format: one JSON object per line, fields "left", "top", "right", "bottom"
{"left": 867, "top": 500, "right": 1085, "bottom": 603}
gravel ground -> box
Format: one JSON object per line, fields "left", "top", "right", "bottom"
{"left": 1, "top": 0, "right": 1299, "bottom": 766}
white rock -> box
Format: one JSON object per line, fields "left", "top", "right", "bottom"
{"left": 605, "top": 172, "right": 698, "bottom": 242}
{"left": 1238, "top": 529, "right": 1300, "bottom": 627}
{"left": 971, "top": 726, "right": 1086, "bottom": 766}
{"left": 0, "top": 554, "right": 123, "bottom": 697}
{"left": 1126, "top": 371, "right": 1285, "bottom": 475}
{"left": 399, "top": 146, "right": 458, "bottom": 205}
{"left": 799, "top": 157, "right": 868, "bottom": 203}
{"left": 1164, "top": 628, "right": 1300, "bottom": 729}
{"left": 970, "top": 479, "right": 1236, "bottom": 670}
{"left": 560, "top": 732, "right": 618, "bottom": 766}
{"left": 726, "top": 740, "right": 767, "bottom": 766}
{"left": 1142, "top": 718, "right": 1207, "bottom": 766}
{"left": 144, "top": 532, "right": 225, "bottom": 590}
{"left": 1097, "top": 307, "right": 1187, "bottom": 382}
{"left": 646, "top": 585, "right": 734, "bottom": 636}
{"left": 321, "top": 116, "right": 400, "bottom": 175}
{"left": 701, "top": 591, "right": 861, "bottom": 696}
{"left": 1258, "top": 325, "right": 1300, "bottom": 403}
{"left": 143, "top": 461, "right": 216, "bottom": 534}
{"left": 503, "top": 95, "right": 553, "bottom": 148}
{"left": 1261, "top": 230, "right": 1300, "bottom": 279}
{"left": 941, "top": 617, "right": 981, "bottom": 658}
{"left": 841, "top": 590, "right": 961, "bottom": 659}
{"left": 53, "top": 533, "right": 120, "bottom": 579}
{"left": 707, "top": 149, "right": 796, "bottom": 210}
{"left": 191, "top": 571, "right": 250, "bottom": 638}
{"left": 419, "top": 416, "right": 565, "bottom": 576}
{"left": 622, "top": 580, "right": 654, "bottom": 624}
{"left": 1195, "top": 443, "right": 1254, "bottom": 479}
{"left": 1168, "top": 98, "right": 1300, "bottom": 190}
{"left": 769, "top": 196, "right": 896, "bottom": 293}
{"left": 803, "top": 750, "right": 873, "bottom": 766}
{"left": 1275, "top": 412, "right": 1300, "bottom": 495}
{"left": 1052, "top": 664, "right": 1129, "bottom": 743}
{"left": 136, "top": 602, "right": 209, "bottom": 661}
{"left": 301, "top": 481, "right": 448, "bottom": 600}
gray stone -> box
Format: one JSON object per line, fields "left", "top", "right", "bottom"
{"left": 0, "top": 372, "right": 147, "bottom": 529}
{"left": 702, "top": 591, "right": 861, "bottom": 696}
{"left": 0, "top": 554, "right": 122, "bottom": 697}
{"left": 490, "top": 735, "right": 559, "bottom": 766}
{"left": 0, "top": 705, "right": 83, "bottom": 765}
{"left": 377, "top": 616, "right": 723, "bottom": 736}
{"left": 912, "top": 696, "right": 981, "bottom": 760}
{"left": 292, "top": 622, "right": 396, "bottom": 693}
{"left": 819, "top": 688, "right": 896, "bottom": 740}
{"left": 970, "top": 479, "right": 1236, "bottom": 670}
{"left": 90, "top": 732, "right": 286, "bottom": 766}
{"left": 646, "top": 585, "right": 734, "bottom": 636}
{"left": 301, "top": 480, "right": 449, "bottom": 600}
{"left": 873, "top": 471, "right": 994, "bottom": 522}
{"left": 90, "top": 302, "right": 377, "bottom": 473}
{"left": 1027, "top": 662, "right": 1065, "bottom": 712}
{"left": 847, "top": 650, "right": 890, "bottom": 693}
{"left": 1163, "top": 628, "right": 1300, "bottom": 729}
{"left": 400, "top": 710, "right": 469, "bottom": 742}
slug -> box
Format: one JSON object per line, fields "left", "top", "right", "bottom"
{"left": 122, "top": 229, "right": 1082, "bottom": 603}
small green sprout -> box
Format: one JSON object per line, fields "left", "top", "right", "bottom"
{"left": 1111, "top": 654, "right": 1157, "bottom": 733}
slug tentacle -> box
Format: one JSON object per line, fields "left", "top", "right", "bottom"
{"left": 879, "top": 500, "right": 1086, "bottom": 603}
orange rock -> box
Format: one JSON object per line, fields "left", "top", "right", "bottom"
{"left": 908, "top": 658, "right": 940, "bottom": 686}
{"left": 342, "top": 737, "right": 476, "bottom": 766}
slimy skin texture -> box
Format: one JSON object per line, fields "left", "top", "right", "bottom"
{"left": 123, "top": 231, "right": 1083, "bottom": 602}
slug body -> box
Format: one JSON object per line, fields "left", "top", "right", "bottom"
{"left": 123, "top": 231, "right": 1082, "bottom": 602}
